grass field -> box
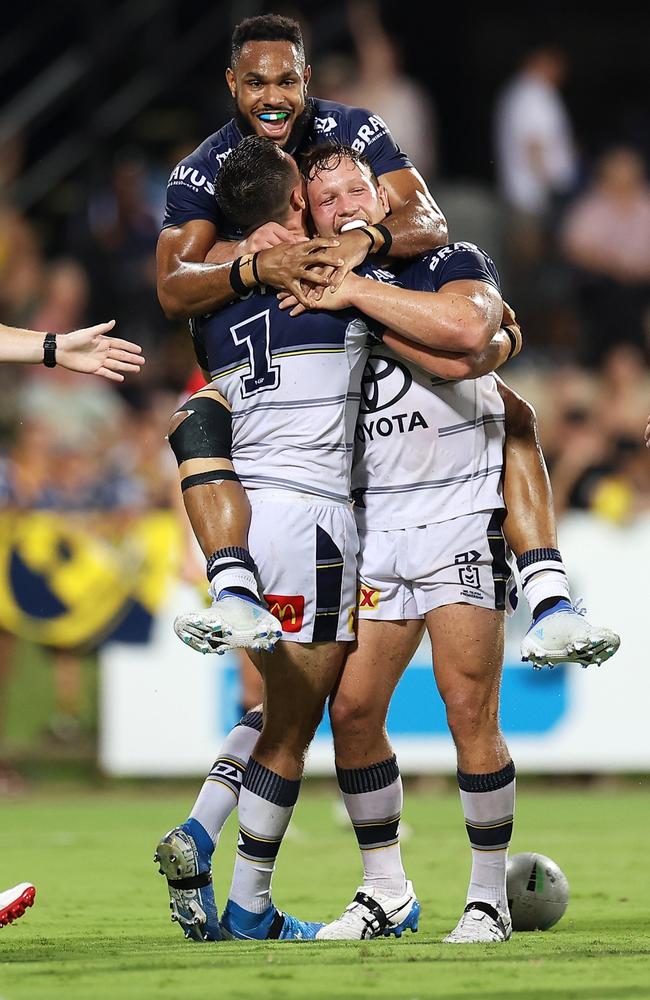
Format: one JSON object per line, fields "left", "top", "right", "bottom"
{"left": 1, "top": 784, "right": 648, "bottom": 1000}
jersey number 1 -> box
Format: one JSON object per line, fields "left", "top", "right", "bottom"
{"left": 230, "top": 309, "right": 280, "bottom": 397}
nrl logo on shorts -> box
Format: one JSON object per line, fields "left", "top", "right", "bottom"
{"left": 360, "top": 356, "right": 412, "bottom": 413}
{"left": 455, "top": 550, "right": 481, "bottom": 589}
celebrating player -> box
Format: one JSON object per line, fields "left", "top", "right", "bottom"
{"left": 158, "top": 141, "right": 619, "bottom": 945}
{"left": 157, "top": 13, "right": 450, "bottom": 651}
{"left": 154, "top": 135, "right": 518, "bottom": 943}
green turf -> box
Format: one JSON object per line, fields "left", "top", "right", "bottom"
{"left": 0, "top": 785, "right": 648, "bottom": 1000}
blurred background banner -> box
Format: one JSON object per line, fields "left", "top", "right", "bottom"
{"left": 1, "top": 0, "right": 649, "bottom": 774}
{"left": 0, "top": 510, "right": 181, "bottom": 649}
{"left": 100, "top": 514, "right": 650, "bottom": 776}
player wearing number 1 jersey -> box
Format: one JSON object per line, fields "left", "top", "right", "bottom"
{"left": 156, "top": 137, "right": 518, "bottom": 943}
{"left": 156, "top": 135, "right": 468, "bottom": 944}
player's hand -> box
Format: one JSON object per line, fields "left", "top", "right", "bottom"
{"left": 282, "top": 273, "right": 360, "bottom": 314}
{"left": 644, "top": 414, "right": 650, "bottom": 449}
{"left": 309, "top": 229, "right": 373, "bottom": 300}
{"left": 56, "top": 321, "right": 145, "bottom": 381}
{"left": 240, "top": 222, "right": 309, "bottom": 253}
{"left": 256, "top": 238, "right": 344, "bottom": 308}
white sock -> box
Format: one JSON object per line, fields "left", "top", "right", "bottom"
{"left": 458, "top": 761, "right": 516, "bottom": 914}
{"left": 517, "top": 548, "right": 571, "bottom": 618}
{"left": 228, "top": 759, "right": 300, "bottom": 914}
{"left": 189, "top": 709, "right": 262, "bottom": 846}
{"left": 337, "top": 755, "right": 407, "bottom": 897}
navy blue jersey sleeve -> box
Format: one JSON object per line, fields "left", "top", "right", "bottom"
{"left": 330, "top": 104, "right": 412, "bottom": 177}
{"left": 398, "top": 242, "right": 501, "bottom": 293}
{"left": 162, "top": 150, "right": 218, "bottom": 230}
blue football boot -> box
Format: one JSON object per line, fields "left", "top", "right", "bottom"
{"left": 154, "top": 821, "right": 220, "bottom": 941}
{"left": 220, "top": 899, "right": 324, "bottom": 940}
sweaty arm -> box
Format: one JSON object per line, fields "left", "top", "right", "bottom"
{"left": 385, "top": 324, "right": 519, "bottom": 381}
{"left": 156, "top": 220, "right": 242, "bottom": 320}
{"left": 376, "top": 166, "right": 448, "bottom": 257}
{"left": 318, "top": 273, "right": 504, "bottom": 354}
{"left": 157, "top": 220, "right": 345, "bottom": 320}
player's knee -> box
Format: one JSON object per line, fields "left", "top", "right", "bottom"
{"left": 167, "top": 393, "right": 233, "bottom": 466}
{"left": 444, "top": 691, "right": 498, "bottom": 744}
{"left": 329, "top": 690, "right": 383, "bottom": 741}
{"left": 502, "top": 386, "right": 538, "bottom": 440}
{"left": 168, "top": 409, "right": 189, "bottom": 443}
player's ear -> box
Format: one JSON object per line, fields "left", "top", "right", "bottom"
{"left": 377, "top": 183, "right": 391, "bottom": 217}
{"left": 225, "top": 67, "right": 236, "bottom": 98}
{"left": 291, "top": 183, "right": 307, "bottom": 211}
{"left": 303, "top": 64, "right": 312, "bottom": 90}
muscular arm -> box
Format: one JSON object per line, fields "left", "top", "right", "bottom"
{"left": 156, "top": 220, "right": 240, "bottom": 320}
{"left": 326, "top": 274, "right": 503, "bottom": 353}
{"left": 384, "top": 326, "right": 516, "bottom": 380}
{"left": 377, "top": 166, "right": 448, "bottom": 256}
{"left": 157, "top": 220, "right": 344, "bottom": 320}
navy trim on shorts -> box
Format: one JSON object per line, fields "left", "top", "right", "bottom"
{"left": 313, "top": 525, "right": 344, "bottom": 642}
{"left": 486, "top": 510, "right": 509, "bottom": 611}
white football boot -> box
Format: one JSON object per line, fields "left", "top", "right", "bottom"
{"left": 521, "top": 601, "right": 620, "bottom": 669}
{"left": 316, "top": 882, "right": 420, "bottom": 940}
{"left": 443, "top": 901, "right": 512, "bottom": 943}
{"left": 0, "top": 883, "right": 36, "bottom": 927}
{"left": 174, "top": 595, "right": 282, "bottom": 655}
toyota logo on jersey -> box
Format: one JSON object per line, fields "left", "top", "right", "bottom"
{"left": 360, "top": 355, "right": 412, "bottom": 414}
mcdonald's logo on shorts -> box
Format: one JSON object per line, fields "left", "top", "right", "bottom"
{"left": 358, "top": 585, "right": 380, "bottom": 610}
{"left": 264, "top": 594, "right": 305, "bottom": 632}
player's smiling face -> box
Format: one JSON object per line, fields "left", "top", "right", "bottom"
{"left": 226, "top": 41, "right": 310, "bottom": 147}
{"left": 307, "top": 159, "right": 390, "bottom": 236}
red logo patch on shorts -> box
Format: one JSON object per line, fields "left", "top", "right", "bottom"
{"left": 264, "top": 594, "right": 305, "bottom": 632}
{"left": 358, "top": 586, "right": 380, "bottom": 610}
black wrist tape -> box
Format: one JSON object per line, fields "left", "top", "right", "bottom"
{"left": 229, "top": 257, "right": 249, "bottom": 296}
{"left": 503, "top": 326, "right": 520, "bottom": 359}
{"left": 372, "top": 223, "right": 393, "bottom": 255}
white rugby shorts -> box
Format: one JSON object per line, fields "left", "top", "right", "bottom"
{"left": 357, "top": 509, "right": 516, "bottom": 620}
{"left": 247, "top": 489, "right": 359, "bottom": 643}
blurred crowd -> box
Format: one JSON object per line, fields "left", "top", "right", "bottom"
{"left": 1, "top": 1, "right": 649, "bottom": 759}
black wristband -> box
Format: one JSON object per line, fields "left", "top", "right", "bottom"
{"left": 251, "top": 251, "right": 261, "bottom": 284}
{"left": 229, "top": 257, "right": 248, "bottom": 296}
{"left": 43, "top": 332, "right": 57, "bottom": 368}
{"left": 503, "top": 325, "right": 519, "bottom": 360}
{"left": 373, "top": 223, "right": 393, "bottom": 255}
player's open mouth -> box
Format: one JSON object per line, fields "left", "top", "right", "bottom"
{"left": 256, "top": 111, "right": 292, "bottom": 138}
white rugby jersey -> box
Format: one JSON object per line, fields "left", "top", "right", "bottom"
{"left": 192, "top": 276, "right": 381, "bottom": 504}
{"left": 352, "top": 243, "right": 506, "bottom": 530}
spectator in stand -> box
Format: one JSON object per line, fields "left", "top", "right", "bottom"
{"left": 318, "top": 0, "right": 438, "bottom": 184}
{"left": 493, "top": 45, "right": 579, "bottom": 348}
{"left": 560, "top": 146, "right": 650, "bottom": 366}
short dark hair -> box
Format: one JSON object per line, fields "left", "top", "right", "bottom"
{"left": 214, "top": 136, "right": 297, "bottom": 233}
{"left": 300, "top": 142, "right": 377, "bottom": 185}
{"left": 231, "top": 15, "right": 305, "bottom": 67}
